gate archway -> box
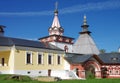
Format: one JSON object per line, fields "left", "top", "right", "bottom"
{"left": 84, "top": 61, "right": 101, "bottom": 79}
{"left": 85, "top": 64, "right": 95, "bottom": 79}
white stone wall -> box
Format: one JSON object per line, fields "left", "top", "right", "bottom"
{"left": 51, "top": 70, "right": 70, "bottom": 79}
{"left": 0, "top": 69, "right": 70, "bottom": 79}
{"left": 0, "top": 70, "right": 10, "bottom": 74}
{"left": 14, "top": 70, "right": 48, "bottom": 77}
{"left": 64, "top": 60, "right": 70, "bottom": 70}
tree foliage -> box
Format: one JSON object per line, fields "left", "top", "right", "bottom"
{"left": 100, "top": 49, "right": 106, "bottom": 54}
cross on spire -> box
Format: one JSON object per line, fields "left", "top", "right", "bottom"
{"left": 55, "top": 2, "right": 58, "bottom": 10}
{"left": 83, "top": 15, "right": 87, "bottom": 25}
{"left": 81, "top": 15, "right": 89, "bottom": 32}
{"left": 80, "top": 15, "right": 91, "bottom": 35}
{"left": 54, "top": 2, "right": 58, "bottom": 14}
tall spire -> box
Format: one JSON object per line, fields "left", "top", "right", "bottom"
{"left": 52, "top": 2, "right": 60, "bottom": 27}
{"left": 80, "top": 15, "right": 91, "bottom": 35}
{"left": 49, "top": 2, "right": 64, "bottom": 36}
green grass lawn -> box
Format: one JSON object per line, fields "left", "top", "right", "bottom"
{"left": 1, "top": 79, "right": 120, "bottom": 83}
{"left": 0, "top": 74, "right": 120, "bottom": 83}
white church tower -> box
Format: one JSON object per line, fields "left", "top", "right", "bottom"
{"left": 39, "top": 2, "right": 74, "bottom": 53}
{"left": 73, "top": 15, "right": 100, "bottom": 55}
{"left": 48, "top": 3, "right": 64, "bottom": 36}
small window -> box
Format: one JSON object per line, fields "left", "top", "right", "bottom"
{"left": 27, "top": 71, "right": 31, "bottom": 74}
{"left": 64, "top": 45, "right": 68, "bottom": 53}
{"left": 39, "top": 71, "right": 41, "bottom": 74}
{"left": 109, "top": 70, "right": 112, "bottom": 74}
{"left": 26, "top": 52, "right": 32, "bottom": 64}
{"left": 116, "top": 70, "right": 118, "bottom": 74}
{"left": 111, "top": 57, "right": 118, "bottom": 61}
{"left": 48, "top": 55, "right": 52, "bottom": 65}
{"left": 38, "top": 53, "right": 43, "bottom": 64}
{"left": 57, "top": 55, "right": 61, "bottom": 65}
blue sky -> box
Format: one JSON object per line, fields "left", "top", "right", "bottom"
{"left": 0, "top": 0, "right": 120, "bottom": 52}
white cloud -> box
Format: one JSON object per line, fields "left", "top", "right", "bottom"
{"left": 0, "top": 11, "right": 53, "bottom": 16}
{"left": 0, "top": 0, "right": 120, "bottom": 16}
{"left": 60, "top": 0, "right": 120, "bottom": 14}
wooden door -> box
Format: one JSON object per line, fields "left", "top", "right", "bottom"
{"left": 2, "top": 58, "right": 4, "bottom": 66}
{"left": 48, "top": 69, "right": 51, "bottom": 76}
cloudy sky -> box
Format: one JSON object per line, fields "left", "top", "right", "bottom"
{"left": 0, "top": 0, "right": 120, "bottom": 52}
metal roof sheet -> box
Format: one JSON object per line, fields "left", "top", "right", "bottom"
{"left": 98, "top": 53, "right": 120, "bottom": 64}
{"left": 65, "top": 53, "right": 93, "bottom": 64}
{"left": 0, "top": 36, "right": 63, "bottom": 51}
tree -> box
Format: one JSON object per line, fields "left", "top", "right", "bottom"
{"left": 99, "top": 49, "right": 106, "bottom": 54}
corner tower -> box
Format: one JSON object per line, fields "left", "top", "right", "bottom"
{"left": 73, "top": 15, "right": 100, "bottom": 54}
{"left": 39, "top": 2, "right": 74, "bottom": 53}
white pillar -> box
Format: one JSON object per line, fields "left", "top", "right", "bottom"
{"left": 9, "top": 45, "right": 15, "bottom": 74}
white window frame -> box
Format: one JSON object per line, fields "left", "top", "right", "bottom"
{"left": 25, "top": 51, "right": 32, "bottom": 64}
{"left": 37, "top": 52, "right": 44, "bottom": 65}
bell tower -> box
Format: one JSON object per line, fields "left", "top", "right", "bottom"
{"left": 39, "top": 2, "right": 74, "bottom": 53}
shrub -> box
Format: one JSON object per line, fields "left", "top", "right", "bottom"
{"left": 86, "top": 71, "right": 95, "bottom": 79}
{"left": 0, "top": 74, "right": 32, "bottom": 82}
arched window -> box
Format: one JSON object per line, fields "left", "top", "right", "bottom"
{"left": 64, "top": 45, "right": 68, "bottom": 52}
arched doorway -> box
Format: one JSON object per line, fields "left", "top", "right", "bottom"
{"left": 84, "top": 61, "right": 101, "bottom": 79}
{"left": 85, "top": 65, "right": 95, "bottom": 79}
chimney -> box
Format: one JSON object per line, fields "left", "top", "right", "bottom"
{"left": 0, "top": 25, "right": 5, "bottom": 36}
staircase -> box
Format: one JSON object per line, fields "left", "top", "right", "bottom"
{"left": 68, "top": 70, "right": 80, "bottom": 79}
